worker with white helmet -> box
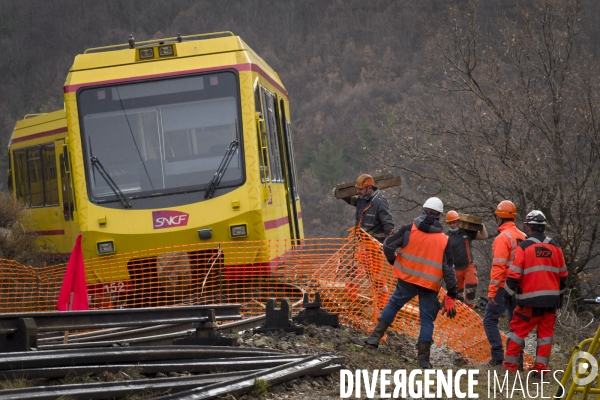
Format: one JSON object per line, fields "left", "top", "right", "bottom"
{"left": 503, "top": 210, "right": 568, "bottom": 376}
{"left": 360, "top": 197, "right": 457, "bottom": 369}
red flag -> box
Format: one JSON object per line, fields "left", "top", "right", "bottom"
{"left": 57, "top": 233, "right": 89, "bottom": 311}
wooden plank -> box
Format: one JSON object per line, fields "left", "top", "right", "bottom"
{"left": 458, "top": 213, "right": 483, "bottom": 232}
{"left": 334, "top": 174, "right": 401, "bottom": 199}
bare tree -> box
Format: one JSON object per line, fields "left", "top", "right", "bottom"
{"left": 368, "top": 0, "right": 600, "bottom": 295}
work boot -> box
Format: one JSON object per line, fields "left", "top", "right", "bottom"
{"left": 360, "top": 320, "right": 390, "bottom": 348}
{"left": 417, "top": 341, "right": 433, "bottom": 369}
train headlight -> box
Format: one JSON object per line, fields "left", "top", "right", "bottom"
{"left": 230, "top": 224, "right": 247, "bottom": 238}
{"left": 139, "top": 48, "right": 154, "bottom": 59}
{"left": 158, "top": 45, "right": 174, "bottom": 57}
{"left": 97, "top": 241, "right": 115, "bottom": 255}
{"left": 198, "top": 229, "right": 212, "bottom": 240}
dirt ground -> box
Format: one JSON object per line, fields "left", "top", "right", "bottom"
{"left": 221, "top": 307, "right": 579, "bottom": 400}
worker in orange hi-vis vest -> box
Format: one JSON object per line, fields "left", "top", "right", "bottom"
{"left": 445, "top": 210, "right": 489, "bottom": 308}
{"left": 503, "top": 210, "right": 568, "bottom": 376}
{"left": 483, "top": 200, "right": 526, "bottom": 366}
{"left": 360, "top": 197, "right": 457, "bottom": 369}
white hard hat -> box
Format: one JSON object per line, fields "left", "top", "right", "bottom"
{"left": 525, "top": 210, "right": 547, "bottom": 225}
{"left": 423, "top": 197, "right": 444, "bottom": 213}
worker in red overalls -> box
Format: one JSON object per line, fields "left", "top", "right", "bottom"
{"left": 503, "top": 210, "right": 568, "bottom": 375}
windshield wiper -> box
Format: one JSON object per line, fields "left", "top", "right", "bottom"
{"left": 204, "top": 140, "right": 239, "bottom": 199}
{"left": 90, "top": 156, "right": 132, "bottom": 208}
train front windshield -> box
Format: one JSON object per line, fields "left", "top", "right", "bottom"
{"left": 77, "top": 72, "right": 243, "bottom": 204}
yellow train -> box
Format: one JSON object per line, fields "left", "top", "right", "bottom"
{"left": 7, "top": 32, "right": 303, "bottom": 300}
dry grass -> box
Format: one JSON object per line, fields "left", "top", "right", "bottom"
{"left": 0, "top": 192, "right": 45, "bottom": 265}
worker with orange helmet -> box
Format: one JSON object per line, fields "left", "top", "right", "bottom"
{"left": 483, "top": 200, "right": 526, "bottom": 366}
{"left": 445, "top": 210, "right": 488, "bottom": 308}
{"left": 342, "top": 174, "right": 394, "bottom": 243}
{"left": 360, "top": 197, "right": 457, "bottom": 369}
{"left": 503, "top": 210, "right": 567, "bottom": 376}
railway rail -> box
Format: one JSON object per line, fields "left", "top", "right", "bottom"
{"left": 0, "top": 305, "right": 343, "bottom": 399}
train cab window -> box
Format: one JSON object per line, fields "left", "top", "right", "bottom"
{"left": 260, "top": 87, "right": 283, "bottom": 183}
{"left": 12, "top": 144, "right": 59, "bottom": 207}
{"left": 77, "top": 72, "right": 243, "bottom": 204}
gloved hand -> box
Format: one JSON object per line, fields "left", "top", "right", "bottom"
{"left": 441, "top": 296, "right": 456, "bottom": 319}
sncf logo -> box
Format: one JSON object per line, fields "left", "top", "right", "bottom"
{"left": 152, "top": 210, "right": 189, "bottom": 229}
{"left": 535, "top": 246, "right": 553, "bottom": 258}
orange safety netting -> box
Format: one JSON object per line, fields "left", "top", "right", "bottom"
{"left": 0, "top": 227, "right": 532, "bottom": 366}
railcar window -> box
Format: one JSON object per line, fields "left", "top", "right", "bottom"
{"left": 285, "top": 121, "right": 300, "bottom": 200}
{"left": 60, "top": 153, "right": 75, "bottom": 220}
{"left": 27, "top": 147, "right": 44, "bottom": 207}
{"left": 255, "top": 85, "right": 270, "bottom": 184}
{"left": 13, "top": 150, "right": 29, "bottom": 203}
{"left": 42, "top": 144, "right": 59, "bottom": 206}
{"left": 78, "top": 72, "right": 243, "bottom": 203}
{"left": 12, "top": 144, "right": 59, "bottom": 207}
{"left": 260, "top": 87, "right": 283, "bottom": 182}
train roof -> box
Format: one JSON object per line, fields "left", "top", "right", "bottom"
{"left": 69, "top": 31, "right": 281, "bottom": 84}
{"left": 9, "top": 109, "right": 67, "bottom": 146}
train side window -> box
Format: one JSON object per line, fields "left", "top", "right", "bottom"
{"left": 285, "top": 121, "right": 300, "bottom": 200}
{"left": 260, "top": 87, "right": 283, "bottom": 182}
{"left": 255, "top": 86, "right": 270, "bottom": 184}
{"left": 27, "top": 146, "right": 44, "bottom": 207}
{"left": 13, "top": 149, "right": 30, "bottom": 205}
{"left": 42, "top": 144, "right": 59, "bottom": 206}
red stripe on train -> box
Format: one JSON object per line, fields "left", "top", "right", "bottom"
{"left": 264, "top": 216, "right": 289, "bottom": 230}
{"left": 63, "top": 63, "right": 288, "bottom": 98}
{"left": 10, "top": 127, "right": 68, "bottom": 145}
{"left": 36, "top": 230, "right": 65, "bottom": 236}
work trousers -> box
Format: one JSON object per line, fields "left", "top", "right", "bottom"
{"left": 483, "top": 288, "right": 515, "bottom": 363}
{"left": 455, "top": 263, "right": 478, "bottom": 308}
{"left": 504, "top": 305, "right": 556, "bottom": 373}
{"left": 379, "top": 279, "right": 440, "bottom": 343}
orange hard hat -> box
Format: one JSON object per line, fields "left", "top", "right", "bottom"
{"left": 446, "top": 210, "right": 460, "bottom": 223}
{"left": 495, "top": 200, "right": 517, "bottom": 219}
{"left": 355, "top": 174, "right": 375, "bottom": 188}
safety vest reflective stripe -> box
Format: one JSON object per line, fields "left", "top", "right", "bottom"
{"left": 493, "top": 258, "right": 508, "bottom": 264}
{"left": 509, "top": 265, "right": 523, "bottom": 274}
{"left": 505, "top": 355, "right": 520, "bottom": 364}
{"left": 401, "top": 252, "right": 443, "bottom": 269}
{"left": 507, "top": 332, "right": 525, "bottom": 346}
{"left": 393, "top": 261, "right": 444, "bottom": 287}
{"left": 502, "top": 231, "right": 518, "bottom": 264}
{"left": 393, "top": 223, "right": 448, "bottom": 291}
{"left": 538, "top": 337, "right": 553, "bottom": 345}
{"left": 516, "top": 290, "right": 562, "bottom": 300}
{"left": 519, "top": 265, "right": 567, "bottom": 274}
{"left": 528, "top": 236, "right": 553, "bottom": 244}
{"left": 536, "top": 356, "right": 550, "bottom": 365}
{"left": 490, "top": 279, "right": 501, "bottom": 285}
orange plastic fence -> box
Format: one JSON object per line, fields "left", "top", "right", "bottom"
{"left": 0, "top": 228, "right": 532, "bottom": 366}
